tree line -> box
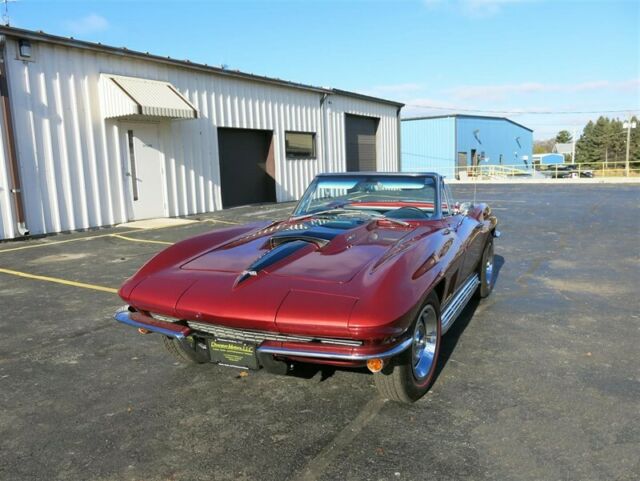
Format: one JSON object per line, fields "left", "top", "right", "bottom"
{"left": 534, "top": 116, "right": 640, "bottom": 165}
{"left": 575, "top": 116, "right": 639, "bottom": 165}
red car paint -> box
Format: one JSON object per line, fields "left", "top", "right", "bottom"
{"left": 118, "top": 186, "right": 496, "bottom": 367}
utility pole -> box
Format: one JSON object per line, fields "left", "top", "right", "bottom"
{"left": 2, "top": 0, "right": 15, "bottom": 26}
{"left": 623, "top": 119, "right": 637, "bottom": 177}
{"left": 571, "top": 128, "right": 576, "bottom": 164}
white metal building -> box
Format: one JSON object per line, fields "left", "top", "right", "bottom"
{"left": 0, "top": 26, "right": 402, "bottom": 240}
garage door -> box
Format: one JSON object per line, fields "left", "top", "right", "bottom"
{"left": 345, "top": 114, "right": 379, "bottom": 171}
{"left": 217, "top": 128, "right": 276, "bottom": 208}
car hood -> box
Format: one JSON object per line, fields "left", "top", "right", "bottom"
{"left": 180, "top": 217, "right": 415, "bottom": 283}
{"left": 125, "top": 216, "right": 431, "bottom": 336}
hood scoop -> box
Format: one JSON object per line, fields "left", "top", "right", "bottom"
{"left": 267, "top": 220, "right": 364, "bottom": 248}
{"left": 237, "top": 239, "right": 317, "bottom": 284}
{"left": 268, "top": 229, "right": 335, "bottom": 249}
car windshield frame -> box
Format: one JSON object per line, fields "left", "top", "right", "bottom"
{"left": 292, "top": 173, "right": 442, "bottom": 219}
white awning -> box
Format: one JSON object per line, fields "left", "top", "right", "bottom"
{"left": 100, "top": 74, "right": 197, "bottom": 120}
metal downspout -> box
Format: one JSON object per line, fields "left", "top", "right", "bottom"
{"left": 320, "top": 93, "right": 329, "bottom": 172}
{"left": 396, "top": 106, "right": 402, "bottom": 171}
{"left": 0, "top": 35, "right": 28, "bottom": 236}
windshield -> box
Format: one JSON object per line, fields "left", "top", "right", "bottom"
{"left": 293, "top": 174, "right": 438, "bottom": 217}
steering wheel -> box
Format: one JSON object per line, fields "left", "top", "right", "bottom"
{"left": 385, "top": 206, "right": 429, "bottom": 219}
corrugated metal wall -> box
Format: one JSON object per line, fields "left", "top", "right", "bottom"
{"left": 324, "top": 95, "right": 399, "bottom": 173}
{"left": 401, "top": 117, "right": 456, "bottom": 177}
{"left": 456, "top": 117, "right": 533, "bottom": 169}
{"left": 401, "top": 116, "right": 534, "bottom": 178}
{"left": 0, "top": 38, "right": 399, "bottom": 239}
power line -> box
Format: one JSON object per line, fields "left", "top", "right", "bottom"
{"left": 404, "top": 104, "right": 639, "bottom": 115}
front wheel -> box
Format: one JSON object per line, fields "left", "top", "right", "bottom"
{"left": 163, "top": 336, "right": 209, "bottom": 364}
{"left": 374, "top": 292, "right": 441, "bottom": 403}
{"left": 477, "top": 239, "right": 495, "bottom": 298}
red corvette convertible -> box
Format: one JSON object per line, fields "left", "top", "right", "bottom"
{"left": 115, "top": 173, "right": 498, "bottom": 402}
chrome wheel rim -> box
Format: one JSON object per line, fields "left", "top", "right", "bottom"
{"left": 485, "top": 244, "right": 494, "bottom": 285}
{"left": 411, "top": 305, "right": 438, "bottom": 381}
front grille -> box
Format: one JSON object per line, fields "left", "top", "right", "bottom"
{"left": 187, "top": 321, "right": 362, "bottom": 347}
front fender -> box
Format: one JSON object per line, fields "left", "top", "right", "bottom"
{"left": 118, "top": 221, "right": 272, "bottom": 301}
{"left": 347, "top": 225, "right": 460, "bottom": 340}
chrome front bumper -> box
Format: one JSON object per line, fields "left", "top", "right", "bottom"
{"left": 113, "top": 306, "right": 411, "bottom": 362}
{"left": 114, "top": 307, "right": 191, "bottom": 339}
{"left": 256, "top": 338, "right": 413, "bottom": 361}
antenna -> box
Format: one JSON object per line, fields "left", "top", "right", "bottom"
{"left": 2, "top": 0, "right": 16, "bottom": 26}
{"left": 473, "top": 171, "right": 477, "bottom": 206}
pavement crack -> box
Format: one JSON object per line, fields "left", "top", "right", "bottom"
{"left": 289, "top": 397, "right": 387, "bottom": 481}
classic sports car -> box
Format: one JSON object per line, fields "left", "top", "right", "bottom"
{"left": 115, "top": 173, "right": 498, "bottom": 403}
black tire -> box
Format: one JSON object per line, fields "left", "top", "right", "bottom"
{"left": 163, "top": 336, "right": 208, "bottom": 364}
{"left": 374, "top": 292, "right": 441, "bottom": 403}
{"left": 257, "top": 353, "right": 290, "bottom": 375}
{"left": 477, "top": 238, "right": 495, "bottom": 299}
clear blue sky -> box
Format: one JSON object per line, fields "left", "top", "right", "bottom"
{"left": 7, "top": 0, "right": 640, "bottom": 139}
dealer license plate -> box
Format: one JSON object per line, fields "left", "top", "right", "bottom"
{"left": 209, "top": 338, "right": 258, "bottom": 370}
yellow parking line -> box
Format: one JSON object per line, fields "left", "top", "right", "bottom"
{"left": 0, "top": 228, "right": 155, "bottom": 254}
{"left": 109, "top": 234, "right": 173, "bottom": 245}
{"left": 0, "top": 217, "right": 237, "bottom": 255}
{"left": 0, "top": 267, "right": 118, "bottom": 294}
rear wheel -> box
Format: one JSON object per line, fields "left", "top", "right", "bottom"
{"left": 374, "top": 292, "right": 441, "bottom": 403}
{"left": 163, "top": 336, "right": 208, "bottom": 364}
{"left": 477, "top": 239, "right": 495, "bottom": 298}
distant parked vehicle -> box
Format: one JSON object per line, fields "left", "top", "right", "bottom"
{"left": 540, "top": 164, "right": 594, "bottom": 178}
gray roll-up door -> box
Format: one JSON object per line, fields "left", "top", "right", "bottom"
{"left": 345, "top": 114, "right": 379, "bottom": 171}
{"left": 217, "top": 128, "right": 276, "bottom": 208}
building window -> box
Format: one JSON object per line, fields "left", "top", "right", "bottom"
{"left": 285, "top": 132, "right": 316, "bottom": 159}
{"left": 17, "top": 39, "right": 35, "bottom": 61}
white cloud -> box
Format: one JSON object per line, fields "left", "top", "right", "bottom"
{"left": 461, "top": 0, "right": 527, "bottom": 17}
{"left": 364, "top": 83, "right": 425, "bottom": 97}
{"left": 65, "top": 14, "right": 109, "bottom": 36}
{"left": 423, "top": 0, "right": 532, "bottom": 18}
{"left": 446, "top": 79, "right": 640, "bottom": 102}
{"left": 399, "top": 97, "right": 462, "bottom": 117}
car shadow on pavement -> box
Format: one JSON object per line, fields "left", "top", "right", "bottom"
{"left": 433, "top": 254, "right": 505, "bottom": 383}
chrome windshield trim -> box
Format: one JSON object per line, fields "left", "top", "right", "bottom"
{"left": 256, "top": 337, "right": 412, "bottom": 361}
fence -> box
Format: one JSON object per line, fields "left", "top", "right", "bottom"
{"left": 457, "top": 161, "right": 640, "bottom": 180}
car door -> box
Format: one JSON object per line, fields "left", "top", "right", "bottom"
{"left": 439, "top": 181, "right": 467, "bottom": 301}
{"left": 442, "top": 181, "right": 485, "bottom": 288}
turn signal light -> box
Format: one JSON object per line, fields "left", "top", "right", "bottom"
{"left": 367, "top": 358, "right": 384, "bottom": 373}
{"left": 137, "top": 328, "right": 151, "bottom": 335}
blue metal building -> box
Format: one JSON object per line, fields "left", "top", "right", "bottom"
{"left": 401, "top": 115, "right": 533, "bottom": 179}
{"left": 532, "top": 153, "right": 565, "bottom": 165}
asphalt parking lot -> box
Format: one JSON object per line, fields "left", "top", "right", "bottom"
{"left": 1, "top": 183, "right": 639, "bottom": 481}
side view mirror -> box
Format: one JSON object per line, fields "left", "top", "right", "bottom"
{"left": 455, "top": 202, "right": 473, "bottom": 215}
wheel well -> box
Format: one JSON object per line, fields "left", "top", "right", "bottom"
{"left": 432, "top": 278, "right": 446, "bottom": 304}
